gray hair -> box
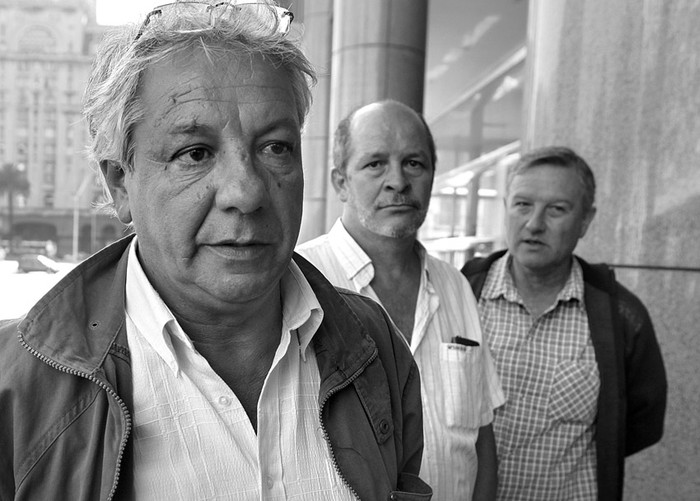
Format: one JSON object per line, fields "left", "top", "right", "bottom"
{"left": 332, "top": 99, "right": 437, "bottom": 174}
{"left": 507, "top": 146, "right": 596, "bottom": 212}
{"left": 83, "top": 1, "right": 316, "bottom": 210}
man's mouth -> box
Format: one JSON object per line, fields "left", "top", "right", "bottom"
{"left": 377, "top": 200, "right": 420, "bottom": 210}
{"left": 204, "top": 240, "right": 271, "bottom": 259}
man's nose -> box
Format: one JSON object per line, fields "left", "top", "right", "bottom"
{"left": 214, "top": 148, "right": 267, "bottom": 214}
{"left": 384, "top": 161, "right": 410, "bottom": 192}
{"left": 525, "top": 206, "right": 546, "bottom": 231}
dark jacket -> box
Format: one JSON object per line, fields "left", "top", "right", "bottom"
{"left": 0, "top": 235, "right": 431, "bottom": 501}
{"left": 462, "top": 250, "right": 667, "bottom": 501}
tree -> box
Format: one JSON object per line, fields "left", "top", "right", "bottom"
{"left": 0, "top": 162, "right": 31, "bottom": 254}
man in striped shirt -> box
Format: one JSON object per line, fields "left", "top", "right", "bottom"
{"left": 462, "top": 146, "right": 667, "bottom": 500}
{"left": 297, "top": 100, "right": 504, "bottom": 500}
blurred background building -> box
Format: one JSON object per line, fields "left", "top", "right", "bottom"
{"left": 0, "top": 0, "right": 120, "bottom": 259}
{"left": 0, "top": 0, "right": 698, "bottom": 497}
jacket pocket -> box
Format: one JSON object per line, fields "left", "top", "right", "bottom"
{"left": 547, "top": 360, "right": 599, "bottom": 423}
{"left": 438, "top": 342, "right": 483, "bottom": 428}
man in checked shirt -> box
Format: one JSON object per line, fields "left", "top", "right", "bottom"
{"left": 462, "top": 146, "right": 667, "bottom": 500}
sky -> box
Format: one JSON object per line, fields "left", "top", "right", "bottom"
{"left": 96, "top": 0, "right": 151, "bottom": 25}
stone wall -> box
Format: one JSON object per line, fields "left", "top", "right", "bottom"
{"left": 524, "top": 1, "right": 700, "bottom": 498}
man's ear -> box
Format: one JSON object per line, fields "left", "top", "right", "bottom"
{"left": 579, "top": 205, "right": 597, "bottom": 239}
{"left": 331, "top": 168, "right": 349, "bottom": 202}
{"left": 100, "top": 160, "right": 132, "bottom": 224}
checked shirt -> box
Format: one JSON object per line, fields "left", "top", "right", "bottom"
{"left": 478, "top": 254, "right": 599, "bottom": 501}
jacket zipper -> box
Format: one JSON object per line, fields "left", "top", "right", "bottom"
{"left": 318, "top": 348, "right": 378, "bottom": 500}
{"left": 18, "top": 334, "right": 132, "bottom": 501}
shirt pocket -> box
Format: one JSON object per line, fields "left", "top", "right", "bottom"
{"left": 547, "top": 360, "right": 600, "bottom": 424}
{"left": 439, "top": 342, "right": 483, "bottom": 429}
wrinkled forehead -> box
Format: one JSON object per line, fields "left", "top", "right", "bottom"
{"left": 138, "top": 47, "right": 293, "bottom": 108}
{"left": 139, "top": 44, "right": 258, "bottom": 89}
{"left": 508, "top": 164, "right": 588, "bottom": 203}
{"left": 133, "top": 48, "right": 299, "bottom": 138}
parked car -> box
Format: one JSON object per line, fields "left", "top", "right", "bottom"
{"left": 17, "top": 254, "right": 59, "bottom": 274}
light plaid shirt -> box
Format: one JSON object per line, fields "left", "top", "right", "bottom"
{"left": 124, "top": 239, "right": 356, "bottom": 500}
{"left": 478, "top": 253, "right": 599, "bottom": 500}
{"left": 297, "top": 220, "right": 504, "bottom": 501}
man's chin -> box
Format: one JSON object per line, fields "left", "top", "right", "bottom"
{"left": 367, "top": 223, "right": 420, "bottom": 239}
{"left": 360, "top": 214, "right": 426, "bottom": 239}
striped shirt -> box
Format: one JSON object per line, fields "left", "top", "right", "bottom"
{"left": 297, "top": 220, "right": 504, "bottom": 501}
{"left": 478, "top": 253, "right": 599, "bottom": 500}
{"left": 124, "top": 239, "right": 356, "bottom": 500}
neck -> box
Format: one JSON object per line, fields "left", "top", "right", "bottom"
{"left": 171, "top": 285, "right": 283, "bottom": 349}
{"left": 509, "top": 256, "right": 573, "bottom": 301}
{"left": 342, "top": 217, "right": 418, "bottom": 271}
{"left": 342, "top": 220, "right": 422, "bottom": 340}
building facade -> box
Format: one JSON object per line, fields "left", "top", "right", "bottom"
{"left": 0, "top": 0, "right": 119, "bottom": 258}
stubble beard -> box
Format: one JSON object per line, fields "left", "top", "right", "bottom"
{"left": 356, "top": 204, "right": 428, "bottom": 239}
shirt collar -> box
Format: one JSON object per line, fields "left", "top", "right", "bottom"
{"left": 413, "top": 240, "right": 436, "bottom": 296}
{"left": 280, "top": 259, "right": 324, "bottom": 361}
{"left": 328, "top": 219, "right": 434, "bottom": 296}
{"left": 483, "top": 252, "right": 585, "bottom": 307}
{"left": 328, "top": 219, "right": 375, "bottom": 290}
{"left": 125, "top": 237, "right": 324, "bottom": 372}
{"left": 482, "top": 253, "right": 519, "bottom": 302}
{"left": 125, "top": 237, "right": 186, "bottom": 375}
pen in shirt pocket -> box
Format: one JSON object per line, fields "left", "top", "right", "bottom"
{"left": 451, "top": 336, "right": 480, "bottom": 347}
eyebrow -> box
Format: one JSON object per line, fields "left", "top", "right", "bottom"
{"left": 167, "top": 121, "right": 216, "bottom": 136}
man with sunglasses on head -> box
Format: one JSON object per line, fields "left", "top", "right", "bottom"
{"left": 0, "top": 2, "right": 432, "bottom": 499}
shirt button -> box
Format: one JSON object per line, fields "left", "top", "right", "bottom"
{"left": 266, "top": 476, "right": 274, "bottom": 489}
{"left": 218, "top": 395, "right": 231, "bottom": 407}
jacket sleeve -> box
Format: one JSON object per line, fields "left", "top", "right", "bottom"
{"left": 617, "top": 284, "right": 668, "bottom": 455}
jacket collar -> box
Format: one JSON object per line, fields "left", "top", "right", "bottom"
{"left": 293, "top": 252, "right": 378, "bottom": 387}
{"left": 18, "top": 235, "right": 134, "bottom": 376}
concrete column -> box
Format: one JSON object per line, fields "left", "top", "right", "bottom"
{"left": 524, "top": 1, "right": 700, "bottom": 498}
{"left": 296, "top": 0, "right": 334, "bottom": 244}
{"left": 324, "top": 0, "right": 429, "bottom": 229}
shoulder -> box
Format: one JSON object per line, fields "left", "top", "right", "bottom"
{"left": 425, "top": 254, "right": 464, "bottom": 285}
{"left": 337, "top": 287, "right": 413, "bottom": 354}
{"left": 614, "top": 279, "right": 654, "bottom": 333}
{"left": 296, "top": 233, "right": 332, "bottom": 256}
{"left": 0, "top": 317, "right": 64, "bottom": 406}
{"left": 295, "top": 253, "right": 409, "bottom": 352}
{"left": 0, "top": 318, "right": 31, "bottom": 370}
{"left": 424, "top": 253, "right": 480, "bottom": 306}
{"left": 296, "top": 234, "right": 339, "bottom": 269}
{"left": 0, "top": 318, "right": 22, "bottom": 356}
{"left": 577, "top": 256, "right": 652, "bottom": 330}
{"left": 461, "top": 249, "right": 507, "bottom": 296}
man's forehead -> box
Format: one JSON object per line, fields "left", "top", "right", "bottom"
{"left": 137, "top": 52, "right": 297, "bottom": 124}
{"left": 350, "top": 105, "right": 430, "bottom": 154}
{"left": 509, "top": 166, "right": 586, "bottom": 201}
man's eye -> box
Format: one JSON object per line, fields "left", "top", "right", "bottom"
{"left": 365, "top": 161, "right": 383, "bottom": 169}
{"left": 548, "top": 205, "right": 567, "bottom": 215}
{"left": 174, "top": 147, "right": 211, "bottom": 165}
{"left": 264, "top": 142, "right": 292, "bottom": 156}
